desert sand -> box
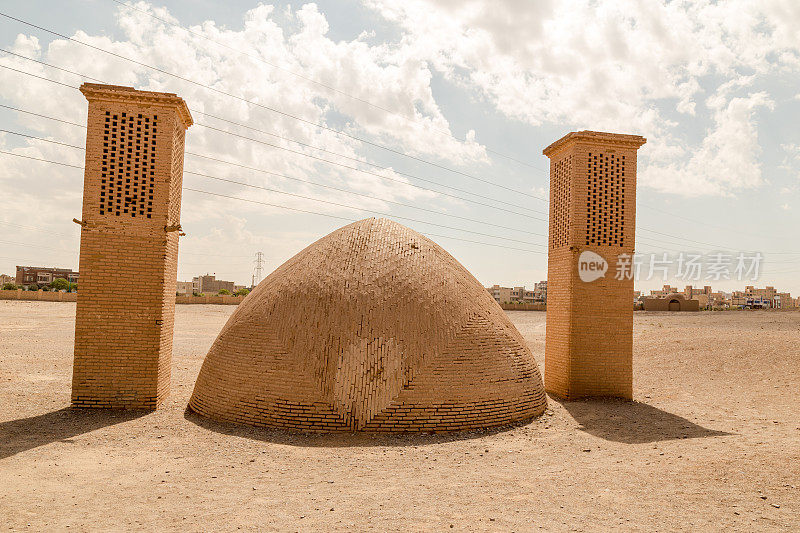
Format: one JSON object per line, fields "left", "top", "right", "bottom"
{"left": 1, "top": 302, "right": 798, "bottom": 531}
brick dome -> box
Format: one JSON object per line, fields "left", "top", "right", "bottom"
{"left": 189, "top": 218, "right": 546, "bottom": 432}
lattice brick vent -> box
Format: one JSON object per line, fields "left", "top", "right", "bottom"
{"left": 550, "top": 154, "right": 573, "bottom": 248}
{"left": 586, "top": 152, "right": 625, "bottom": 246}
{"left": 99, "top": 111, "right": 157, "bottom": 218}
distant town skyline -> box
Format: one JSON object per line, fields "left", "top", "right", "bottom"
{"left": 1, "top": 1, "right": 799, "bottom": 293}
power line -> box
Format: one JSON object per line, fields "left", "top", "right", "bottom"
{"left": 0, "top": 77, "right": 758, "bottom": 253}
{"left": 0, "top": 102, "right": 544, "bottom": 232}
{"left": 637, "top": 227, "right": 739, "bottom": 250}
{"left": 0, "top": 103, "right": 85, "bottom": 128}
{"left": 0, "top": 49, "right": 794, "bottom": 255}
{"left": 0, "top": 240, "right": 253, "bottom": 267}
{"left": 0, "top": 128, "right": 547, "bottom": 244}
{"left": 0, "top": 128, "right": 83, "bottom": 150}
{"left": 108, "top": 0, "right": 548, "bottom": 173}
{"left": 194, "top": 116, "right": 547, "bottom": 212}
{"left": 0, "top": 149, "right": 84, "bottom": 169}
{"left": 638, "top": 202, "right": 762, "bottom": 238}
{"left": 0, "top": 47, "right": 103, "bottom": 82}
{"left": 3, "top": 137, "right": 796, "bottom": 259}
{"left": 0, "top": 221, "right": 250, "bottom": 258}
{"left": 0, "top": 220, "right": 76, "bottom": 237}
{"left": 0, "top": 58, "right": 547, "bottom": 219}
{"left": 0, "top": 239, "right": 78, "bottom": 254}
{"left": 1, "top": 48, "right": 545, "bottom": 213}
{"left": 0, "top": 12, "right": 547, "bottom": 201}
{"left": 195, "top": 121, "right": 545, "bottom": 216}
{"left": 186, "top": 152, "right": 547, "bottom": 232}
{"left": 183, "top": 168, "right": 546, "bottom": 246}
{"left": 0, "top": 63, "right": 78, "bottom": 89}
{"left": 184, "top": 188, "right": 546, "bottom": 254}
{"left": 0, "top": 149, "right": 546, "bottom": 254}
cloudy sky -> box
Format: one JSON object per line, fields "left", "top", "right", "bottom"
{"left": 1, "top": 0, "right": 799, "bottom": 294}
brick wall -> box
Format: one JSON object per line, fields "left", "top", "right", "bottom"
{"left": 500, "top": 303, "right": 546, "bottom": 311}
{"left": 176, "top": 295, "right": 243, "bottom": 305}
{"left": 643, "top": 296, "right": 700, "bottom": 311}
{"left": 0, "top": 290, "right": 78, "bottom": 302}
{"left": 543, "top": 131, "right": 646, "bottom": 400}
{"left": 71, "top": 83, "right": 192, "bottom": 409}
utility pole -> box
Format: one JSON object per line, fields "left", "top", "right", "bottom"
{"left": 253, "top": 251, "right": 264, "bottom": 288}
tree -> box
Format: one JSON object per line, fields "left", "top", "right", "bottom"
{"left": 218, "top": 289, "right": 231, "bottom": 295}
{"left": 235, "top": 288, "right": 250, "bottom": 296}
{"left": 2, "top": 283, "right": 18, "bottom": 290}
{"left": 27, "top": 283, "right": 38, "bottom": 291}
{"left": 50, "top": 278, "right": 70, "bottom": 291}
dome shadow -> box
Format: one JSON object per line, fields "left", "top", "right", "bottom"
{"left": 183, "top": 407, "right": 536, "bottom": 447}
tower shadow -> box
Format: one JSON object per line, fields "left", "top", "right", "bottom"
{"left": 556, "top": 398, "right": 731, "bottom": 444}
{"left": 0, "top": 408, "right": 149, "bottom": 459}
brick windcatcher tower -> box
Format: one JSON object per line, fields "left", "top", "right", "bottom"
{"left": 72, "top": 83, "right": 192, "bottom": 409}
{"left": 543, "top": 131, "right": 646, "bottom": 400}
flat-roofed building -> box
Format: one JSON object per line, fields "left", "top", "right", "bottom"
{"left": 16, "top": 266, "right": 78, "bottom": 287}
{"left": 192, "top": 274, "right": 235, "bottom": 294}
{"left": 176, "top": 281, "right": 193, "bottom": 295}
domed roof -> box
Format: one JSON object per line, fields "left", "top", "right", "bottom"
{"left": 189, "top": 218, "right": 546, "bottom": 432}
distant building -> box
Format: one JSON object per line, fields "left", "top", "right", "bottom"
{"left": 642, "top": 293, "right": 699, "bottom": 311}
{"left": 731, "top": 286, "right": 779, "bottom": 308}
{"left": 776, "top": 292, "right": 796, "bottom": 309}
{"left": 682, "top": 285, "right": 728, "bottom": 308}
{"left": 486, "top": 284, "right": 535, "bottom": 304}
{"left": 176, "top": 281, "right": 194, "bottom": 295}
{"left": 649, "top": 284, "right": 680, "bottom": 297}
{"left": 0, "top": 274, "right": 14, "bottom": 286}
{"left": 533, "top": 281, "right": 547, "bottom": 303}
{"left": 192, "top": 274, "right": 235, "bottom": 294}
{"left": 15, "top": 266, "right": 78, "bottom": 287}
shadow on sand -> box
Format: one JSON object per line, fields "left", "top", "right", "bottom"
{"left": 0, "top": 408, "right": 150, "bottom": 459}
{"left": 557, "top": 398, "right": 731, "bottom": 444}
{"left": 183, "top": 408, "right": 529, "bottom": 447}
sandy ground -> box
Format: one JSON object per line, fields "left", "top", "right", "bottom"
{"left": 1, "top": 302, "right": 798, "bottom": 532}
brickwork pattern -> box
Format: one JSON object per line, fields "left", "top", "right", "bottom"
{"left": 189, "top": 218, "right": 547, "bottom": 432}
{"left": 72, "top": 83, "right": 192, "bottom": 409}
{"left": 543, "top": 131, "right": 646, "bottom": 400}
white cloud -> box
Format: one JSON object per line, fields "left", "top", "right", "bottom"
{"left": 1, "top": 1, "right": 495, "bottom": 278}
{"left": 363, "top": 0, "right": 799, "bottom": 196}
{"left": 780, "top": 143, "right": 800, "bottom": 178}
{"left": 1, "top": 1, "right": 798, "bottom": 284}
{"left": 642, "top": 92, "right": 775, "bottom": 195}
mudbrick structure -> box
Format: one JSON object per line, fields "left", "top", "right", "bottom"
{"left": 190, "top": 218, "right": 547, "bottom": 432}
{"left": 543, "top": 131, "right": 646, "bottom": 400}
{"left": 643, "top": 293, "right": 700, "bottom": 312}
{"left": 72, "top": 83, "right": 192, "bottom": 409}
